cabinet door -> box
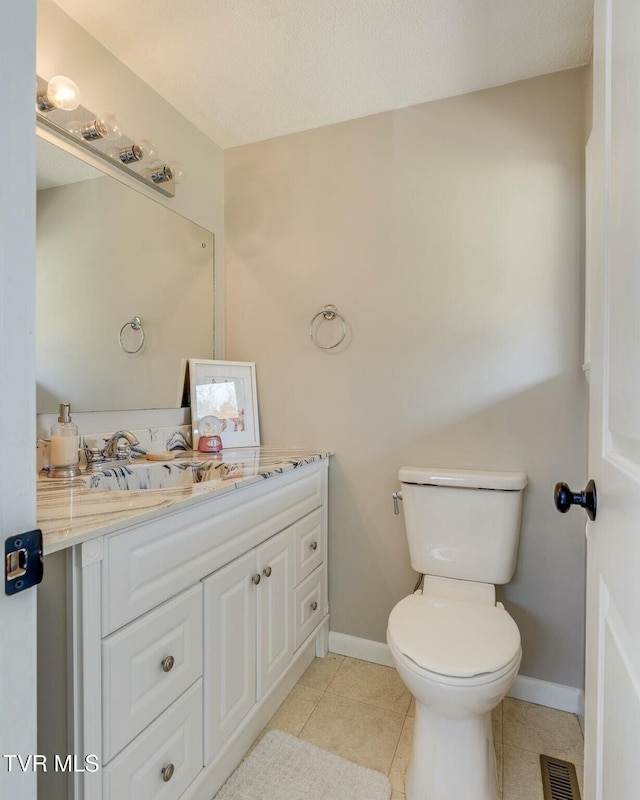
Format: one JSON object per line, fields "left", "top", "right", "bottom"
{"left": 257, "top": 527, "right": 295, "bottom": 698}
{"left": 203, "top": 550, "right": 257, "bottom": 763}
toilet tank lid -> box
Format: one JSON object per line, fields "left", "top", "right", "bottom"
{"left": 399, "top": 466, "right": 527, "bottom": 491}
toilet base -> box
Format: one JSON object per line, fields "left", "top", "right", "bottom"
{"left": 405, "top": 702, "right": 499, "bottom": 800}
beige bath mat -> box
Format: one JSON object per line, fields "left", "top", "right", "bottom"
{"left": 215, "top": 730, "right": 391, "bottom": 800}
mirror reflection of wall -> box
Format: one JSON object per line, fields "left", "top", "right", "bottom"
{"left": 36, "top": 136, "right": 215, "bottom": 413}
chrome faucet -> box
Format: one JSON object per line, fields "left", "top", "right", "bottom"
{"left": 83, "top": 430, "right": 140, "bottom": 470}
{"left": 101, "top": 430, "right": 140, "bottom": 459}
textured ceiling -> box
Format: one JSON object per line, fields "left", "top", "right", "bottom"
{"left": 51, "top": 0, "right": 592, "bottom": 149}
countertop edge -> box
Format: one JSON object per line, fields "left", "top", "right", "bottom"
{"left": 39, "top": 448, "right": 331, "bottom": 555}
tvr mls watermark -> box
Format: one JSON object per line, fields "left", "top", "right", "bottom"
{"left": 3, "top": 754, "right": 100, "bottom": 773}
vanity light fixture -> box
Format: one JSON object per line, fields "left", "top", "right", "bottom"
{"left": 36, "top": 75, "right": 81, "bottom": 113}
{"left": 68, "top": 111, "right": 123, "bottom": 142}
{"left": 107, "top": 138, "right": 158, "bottom": 165}
{"left": 36, "top": 73, "right": 184, "bottom": 198}
{"left": 147, "top": 161, "right": 185, "bottom": 184}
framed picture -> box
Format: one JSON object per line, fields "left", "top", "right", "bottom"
{"left": 188, "top": 359, "right": 260, "bottom": 448}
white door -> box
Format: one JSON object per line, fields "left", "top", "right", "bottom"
{"left": 203, "top": 551, "right": 257, "bottom": 763}
{"left": 0, "top": 2, "right": 37, "bottom": 798}
{"left": 583, "top": 0, "right": 640, "bottom": 796}
{"left": 257, "top": 527, "right": 294, "bottom": 698}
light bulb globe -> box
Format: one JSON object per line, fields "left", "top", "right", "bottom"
{"left": 47, "top": 75, "right": 81, "bottom": 111}
{"left": 167, "top": 161, "right": 185, "bottom": 184}
{"left": 98, "top": 112, "right": 123, "bottom": 141}
{"left": 137, "top": 139, "right": 158, "bottom": 163}
{"left": 66, "top": 120, "right": 83, "bottom": 138}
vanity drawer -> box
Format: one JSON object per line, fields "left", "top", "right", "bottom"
{"left": 102, "top": 584, "right": 203, "bottom": 762}
{"left": 293, "top": 508, "right": 324, "bottom": 584}
{"left": 102, "top": 680, "right": 203, "bottom": 800}
{"left": 294, "top": 566, "right": 325, "bottom": 650}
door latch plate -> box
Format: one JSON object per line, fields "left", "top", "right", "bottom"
{"left": 5, "top": 529, "right": 43, "bottom": 595}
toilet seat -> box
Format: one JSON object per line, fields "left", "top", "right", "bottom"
{"left": 387, "top": 593, "right": 521, "bottom": 680}
{"left": 388, "top": 634, "right": 522, "bottom": 689}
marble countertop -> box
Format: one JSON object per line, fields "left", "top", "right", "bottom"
{"left": 38, "top": 447, "right": 331, "bottom": 555}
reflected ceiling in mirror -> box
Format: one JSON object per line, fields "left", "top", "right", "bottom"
{"left": 36, "top": 135, "right": 215, "bottom": 414}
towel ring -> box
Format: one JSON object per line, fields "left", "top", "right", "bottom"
{"left": 119, "top": 316, "right": 145, "bottom": 354}
{"left": 309, "top": 304, "right": 347, "bottom": 350}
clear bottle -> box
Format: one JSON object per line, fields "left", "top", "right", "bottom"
{"left": 49, "top": 402, "right": 80, "bottom": 478}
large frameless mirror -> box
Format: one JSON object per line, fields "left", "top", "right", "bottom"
{"left": 36, "top": 133, "right": 215, "bottom": 413}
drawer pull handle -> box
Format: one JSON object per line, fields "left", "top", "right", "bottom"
{"left": 161, "top": 655, "right": 175, "bottom": 673}
{"left": 263, "top": 566, "right": 272, "bottom": 578}
{"left": 310, "top": 601, "right": 318, "bottom": 611}
{"left": 161, "top": 763, "right": 175, "bottom": 782}
{"left": 252, "top": 573, "right": 261, "bottom": 585}
{"left": 310, "top": 541, "right": 318, "bottom": 551}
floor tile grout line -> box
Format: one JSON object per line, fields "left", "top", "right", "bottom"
{"left": 296, "top": 687, "right": 326, "bottom": 737}
{"left": 323, "top": 685, "right": 412, "bottom": 716}
{"left": 500, "top": 740, "right": 585, "bottom": 767}
{"left": 295, "top": 666, "right": 407, "bottom": 778}
{"left": 296, "top": 694, "right": 322, "bottom": 739}
{"left": 298, "top": 685, "right": 408, "bottom": 722}
{"left": 385, "top": 712, "right": 408, "bottom": 779}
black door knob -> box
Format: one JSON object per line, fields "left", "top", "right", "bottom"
{"left": 554, "top": 479, "right": 597, "bottom": 521}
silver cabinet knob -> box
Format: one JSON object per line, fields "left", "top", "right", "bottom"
{"left": 161, "top": 655, "right": 175, "bottom": 673}
{"left": 161, "top": 763, "right": 175, "bottom": 782}
{"left": 310, "top": 601, "right": 318, "bottom": 611}
{"left": 263, "top": 566, "right": 272, "bottom": 578}
{"left": 310, "top": 541, "right": 318, "bottom": 551}
{"left": 252, "top": 573, "right": 261, "bottom": 585}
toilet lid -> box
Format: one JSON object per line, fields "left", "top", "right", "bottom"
{"left": 388, "top": 594, "right": 521, "bottom": 678}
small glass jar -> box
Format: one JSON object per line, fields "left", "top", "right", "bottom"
{"left": 49, "top": 403, "right": 80, "bottom": 478}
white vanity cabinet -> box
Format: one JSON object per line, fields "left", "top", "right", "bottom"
{"left": 204, "top": 506, "right": 326, "bottom": 763}
{"left": 67, "top": 459, "right": 329, "bottom": 800}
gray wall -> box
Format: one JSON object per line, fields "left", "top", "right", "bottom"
{"left": 225, "top": 68, "right": 588, "bottom": 689}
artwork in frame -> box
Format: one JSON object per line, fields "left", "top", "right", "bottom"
{"left": 188, "top": 360, "right": 260, "bottom": 448}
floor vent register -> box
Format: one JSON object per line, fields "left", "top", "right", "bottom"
{"left": 540, "top": 754, "right": 582, "bottom": 800}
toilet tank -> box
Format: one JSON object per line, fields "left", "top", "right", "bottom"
{"left": 399, "top": 466, "right": 527, "bottom": 584}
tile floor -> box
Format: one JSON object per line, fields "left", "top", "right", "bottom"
{"left": 253, "top": 653, "right": 585, "bottom": 800}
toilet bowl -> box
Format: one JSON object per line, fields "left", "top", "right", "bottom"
{"left": 387, "top": 591, "right": 521, "bottom": 800}
{"left": 387, "top": 465, "right": 527, "bottom": 800}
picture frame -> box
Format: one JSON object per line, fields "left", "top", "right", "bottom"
{"left": 188, "top": 359, "right": 260, "bottom": 448}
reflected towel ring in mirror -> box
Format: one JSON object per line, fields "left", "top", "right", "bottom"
{"left": 309, "top": 304, "right": 347, "bottom": 350}
{"left": 119, "top": 316, "right": 145, "bottom": 354}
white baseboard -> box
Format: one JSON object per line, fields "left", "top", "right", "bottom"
{"left": 329, "top": 632, "right": 395, "bottom": 667}
{"left": 328, "top": 631, "right": 584, "bottom": 715}
{"left": 508, "top": 675, "right": 584, "bottom": 715}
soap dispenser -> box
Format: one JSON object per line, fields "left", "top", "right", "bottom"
{"left": 49, "top": 403, "right": 80, "bottom": 478}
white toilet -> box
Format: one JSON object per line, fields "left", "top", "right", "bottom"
{"left": 387, "top": 466, "right": 527, "bottom": 800}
